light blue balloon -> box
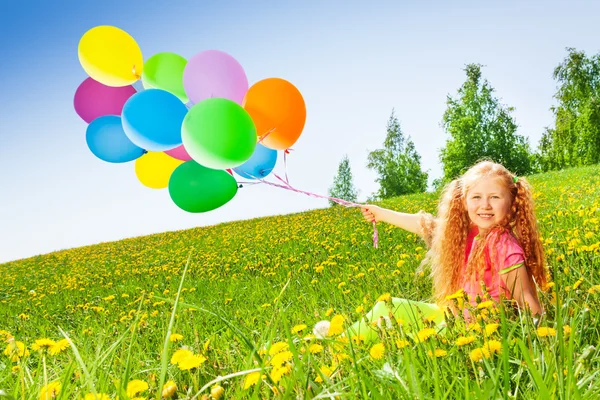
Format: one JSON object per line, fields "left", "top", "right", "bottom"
{"left": 121, "top": 89, "right": 188, "bottom": 151}
{"left": 233, "top": 143, "right": 277, "bottom": 179}
{"left": 86, "top": 115, "right": 145, "bottom": 163}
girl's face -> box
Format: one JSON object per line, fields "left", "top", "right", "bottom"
{"left": 465, "top": 176, "right": 512, "bottom": 232}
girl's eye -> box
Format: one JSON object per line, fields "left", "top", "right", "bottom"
{"left": 492, "top": 196, "right": 500, "bottom": 199}
{"left": 472, "top": 196, "right": 481, "bottom": 199}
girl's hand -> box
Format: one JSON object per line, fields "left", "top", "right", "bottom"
{"left": 360, "top": 205, "right": 381, "bottom": 223}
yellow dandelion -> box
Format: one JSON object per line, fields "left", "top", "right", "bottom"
{"left": 270, "top": 351, "right": 293, "bottom": 368}
{"left": 102, "top": 295, "right": 115, "bottom": 301}
{"left": 351, "top": 334, "right": 366, "bottom": 345}
{"left": 484, "top": 323, "right": 500, "bottom": 336}
{"left": 309, "top": 344, "right": 324, "bottom": 354}
{"left": 563, "top": 325, "right": 571, "bottom": 337}
{"left": 178, "top": 354, "right": 207, "bottom": 370}
{"left": 477, "top": 300, "right": 494, "bottom": 309}
{"left": 268, "top": 342, "right": 289, "bottom": 355}
{"left": 126, "top": 379, "right": 149, "bottom": 398}
{"left": 161, "top": 380, "right": 177, "bottom": 399}
{"left": 31, "top": 338, "right": 56, "bottom": 352}
{"left": 211, "top": 384, "right": 225, "bottom": 400}
{"left": 315, "top": 365, "right": 334, "bottom": 383}
{"left": 39, "top": 381, "right": 61, "bottom": 400}
{"left": 84, "top": 394, "right": 110, "bottom": 400}
{"left": 427, "top": 348, "right": 448, "bottom": 358}
{"left": 270, "top": 363, "right": 292, "bottom": 383}
{"left": 327, "top": 315, "right": 345, "bottom": 336}
{"left": 355, "top": 305, "right": 364, "bottom": 313}
{"left": 377, "top": 293, "right": 392, "bottom": 302}
{"left": 4, "top": 340, "right": 29, "bottom": 362}
{"left": 469, "top": 347, "right": 491, "bottom": 362}
{"left": 369, "top": 343, "right": 385, "bottom": 360}
{"left": 468, "top": 323, "right": 482, "bottom": 333}
{"left": 396, "top": 339, "right": 410, "bottom": 349}
{"left": 415, "top": 328, "right": 436, "bottom": 343}
{"left": 537, "top": 327, "right": 557, "bottom": 337}
{"left": 325, "top": 308, "right": 334, "bottom": 317}
{"left": 292, "top": 324, "right": 307, "bottom": 335}
{"left": 49, "top": 339, "right": 70, "bottom": 356}
{"left": 243, "top": 371, "right": 261, "bottom": 389}
{"left": 484, "top": 340, "right": 502, "bottom": 355}
{"left": 445, "top": 289, "right": 464, "bottom": 300}
{"left": 169, "top": 333, "right": 183, "bottom": 342}
{"left": 455, "top": 336, "right": 476, "bottom": 347}
{"left": 170, "top": 348, "right": 193, "bottom": 366}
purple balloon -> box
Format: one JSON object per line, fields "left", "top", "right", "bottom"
{"left": 74, "top": 78, "right": 137, "bottom": 123}
{"left": 183, "top": 50, "right": 249, "bottom": 105}
{"left": 164, "top": 144, "right": 193, "bottom": 161}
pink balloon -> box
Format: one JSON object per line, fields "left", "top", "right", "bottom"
{"left": 74, "top": 78, "right": 137, "bottom": 123}
{"left": 164, "top": 144, "right": 193, "bottom": 161}
{"left": 183, "top": 50, "right": 249, "bottom": 105}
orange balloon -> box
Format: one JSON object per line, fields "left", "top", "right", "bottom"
{"left": 243, "top": 78, "right": 306, "bottom": 150}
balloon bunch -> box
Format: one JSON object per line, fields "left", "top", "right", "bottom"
{"left": 74, "top": 25, "right": 306, "bottom": 213}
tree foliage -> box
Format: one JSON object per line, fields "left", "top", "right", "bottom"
{"left": 537, "top": 48, "right": 600, "bottom": 171}
{"left": 367, "top": 110, "right": 428, "bottom": 200}
{"left": 440, "top": 64, "right": 533, "bottom": 182}
{"left": 328, "top": 154, "right": 358, "bottom": 206}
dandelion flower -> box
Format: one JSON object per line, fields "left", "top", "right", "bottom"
{"left": 563, "top": 325, "right": 571, "bottom": 337}
{"left": 49, "top": 339, "right": 70, "bottom": 356}
{"left": 351, "top": 335, "right": 366, "bottom": 345}
{"left": 268, "top": 342, "right": 289, "bottom": 356}
{"left": 484, "top": 340, "right": 502, "bottom": 355}
{"left": 170, "top": 348, "right": 193, "bottom": 366}
{"left": 370, "top": 343, "right": 385, "bottom": 360}
{"left": 126, "top": 380, "right": 149, "bottom": 398}
{"left": 243, "top": 371, "right": 261, "bottom": 389}
{"left": 270, "top": 351, "right": 293, "bottom": 368}
{"left": 537, "top": 327, "right": 557, "bottom": 337}
{"left": 377, "top": 293, "right": 392, "bottom": 302}
{"left": 31, "top": 338, "right": 56, "bottom": 352}
{"left": 484, "top": 323, "right": 500, "bottom": 336}
{"left": 415, "top": 328, "right": 436, "bottom": 343}
{"left": 4, "top": 340, "right": 29, "bottom": 362}
{"left": 270, "top": 363, "right": 292, "bottom": 383}
{"left": 39, "top": 381, "right": 61, "bottom": 400}
{"left": 455, "top": 336, "right": 476, "bottom": 347}
{"left": 211, "top": 384, "right": 225, "bottom": 400}
{"left": 309, "top": 344, "right": 324, "bottom": 354}
{"left": 427, "top": 348, "right": 448, "bottom": 358}
{"left": 84, "top": 394, "right": 110, "bottom": 400}
{"left": 477, "top": 301, "right": 494, "bottom": 309}
{"left": 469, "top": 347, "right": 490, "bottom": 362}
{"left": 161, "top": 380, "right": 177, "bottom": 399}
{"left": 169, "top": 333, "right": 183, "bottom": 342}
{"left": 328, "top": 315, "right": 345, "bottom": 336}
{"left": 291, "top": 324, "right": 307, "bottom": 335}
{"left": 178, "top": 354, "right": 206, "bottom": 371}
{"left": 313, "top": 321, "right": 331, "bottom": 339}
{"left": 396, "top": 339, "right": 410, "bottom": 349}
{"left": 315, "top": 365, "right": 334, "bottom": 383}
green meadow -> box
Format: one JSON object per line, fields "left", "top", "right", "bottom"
{"left": 1, "top": 165, "right": 599, "bottom": 399}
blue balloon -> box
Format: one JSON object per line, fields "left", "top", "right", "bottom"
{"left": 121, "top": 89, "right": 188, "bottom": 151}
{"left": 233, "top": 143, "right": 277, "bottom": 179}
{"left": 86, "top": 115, "right": 145, "bottom": 163}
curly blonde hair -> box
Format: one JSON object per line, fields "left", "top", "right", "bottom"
{"left": 419, "top": 161, "right": 548, "bottom": 305}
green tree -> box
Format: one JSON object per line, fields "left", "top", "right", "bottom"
{"left": 367, "top": 110, "right": 428, "bottom": 200}
{"left": 440, "top": 64, "right": 533, "bottom": 182}
{"left": 537, "top": 48, "right": 600, "bottom": 171}
{"left": 328, "top": 154, "right": 358, "bottom": 206}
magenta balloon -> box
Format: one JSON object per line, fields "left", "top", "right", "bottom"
{"left": 164, "top": 144, "right": 193, "bottom": 161}
{"left": 74, "top": 78, "right": 137, "bottom": 123}
{"left": 183, "top": 50, "right": 249, "bottom": 105}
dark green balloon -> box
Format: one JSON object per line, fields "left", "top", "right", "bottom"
{"left": 169, "top": 161, "right": 238, "bottom": 213}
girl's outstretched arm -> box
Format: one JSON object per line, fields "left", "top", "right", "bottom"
{"left": 360, "top": 205, "right": 424, "bottom": 235}
{"left": 501, "top": 267, "right": 543, "bottom": 316}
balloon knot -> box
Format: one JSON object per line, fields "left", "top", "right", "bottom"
{"left": 238, "top": 184, "right": 244, "bottom": 189}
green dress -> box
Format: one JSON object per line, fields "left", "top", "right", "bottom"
{"left": 346, "top": 298, "right": 446, "bottom": 343}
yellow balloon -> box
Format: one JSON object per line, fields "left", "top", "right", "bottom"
{"left": 78, "top": 25, "right": 144, "bottom": 87}
{"left": 135, "top": 152, "right": 183, "bottom": 189}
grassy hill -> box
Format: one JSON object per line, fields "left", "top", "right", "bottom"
{"left": 1, "top": 165, "right": 599, "bottom": 399}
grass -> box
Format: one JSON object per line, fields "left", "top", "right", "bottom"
{"left": 0, "top": 164, "right": 599, "bottom": 399}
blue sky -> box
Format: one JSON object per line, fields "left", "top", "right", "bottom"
{"left": 1, "top": 0, "right": 599, "bottom": 263}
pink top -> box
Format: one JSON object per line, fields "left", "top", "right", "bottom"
{"left": 462, "top": 225, "right": 525, "bottom": 304}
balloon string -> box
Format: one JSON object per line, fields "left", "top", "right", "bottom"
{"left": 257, "top": 128, "right": 276, "bottom": 144}
{"left": 245, "top": 172, "right": 378, "bottom": 248}
{"left": 283, "top": 148, "right": 293, "bottom": 184}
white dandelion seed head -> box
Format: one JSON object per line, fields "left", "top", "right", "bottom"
{"left": 313, "top": 320, "right": 330, "bottom": 339}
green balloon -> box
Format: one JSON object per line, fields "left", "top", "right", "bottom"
{"left": 142, "top": 52, "right": 188, "bottom": 103}
{"left": 169, "top": 161, "right": 238, "bottom": 213}
{"left": 182, "top": 98, "right": 257, "bottom": 170}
